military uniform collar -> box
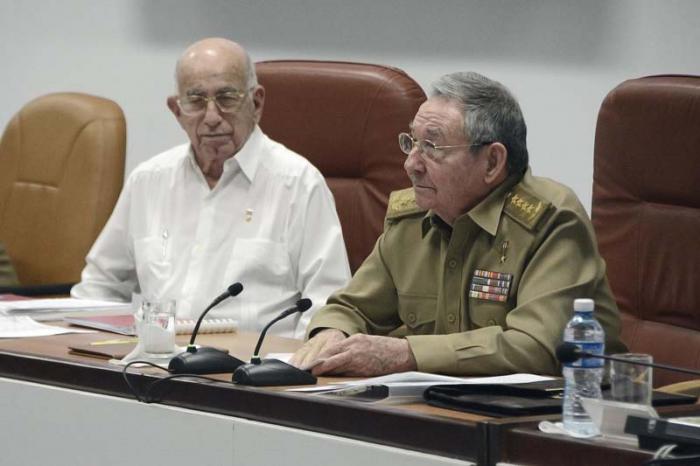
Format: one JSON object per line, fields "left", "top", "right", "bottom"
{"left": 419, "top": 168, "right": 530, "bottom": 237}
{"left": 419, "top": 174, "right": 519, "bottom": 238}
{"left": 465, "top": 172, "right": 523, "bottom": 236}
{"left": 421, "top": 212, "right": 450, "bottom": 236}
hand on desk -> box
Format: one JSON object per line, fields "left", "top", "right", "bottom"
{"left": 290, "top": 329, "right": 418, "bottom": 376}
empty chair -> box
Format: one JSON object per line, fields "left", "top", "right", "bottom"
{"left": 591, "top": 75, "right": 700, "bottom": 387}
{"left": 0, "top": 92, "right": 126, "bottom": 294}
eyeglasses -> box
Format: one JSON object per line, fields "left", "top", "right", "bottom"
{"left": 398, "top": 132, "right": 492, "bottom": 162}
{"left": 177, "top": 88, "right": 253, "bottom": 115}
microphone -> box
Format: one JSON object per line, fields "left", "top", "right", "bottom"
{"left": 188, "top": 283, "right": 243, "bottom": 347}
{"left": 233, "top": 298, "right": 317, "bottom": 386}
{"left": 556, "top": 342, "right": 700, "bottom": 377}
{"left": 168, "top": 283, "right": 245, "bottom": 374}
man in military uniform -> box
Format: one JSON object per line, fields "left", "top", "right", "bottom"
{"left": 290, "top": 71, "right": 626, "bottom": 376}
{"left": 0, "top": 241, "right": 19, "bottom": 287}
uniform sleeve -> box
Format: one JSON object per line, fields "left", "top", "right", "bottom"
{"left": 289, "top": 171, "right": 352, "bottom": 339}
{"left": 306, "top": 230, "right": 403, "bottom": 339}
{"left": 406, "top": 209, "right": 622, "bottom": 376}
{"left": 70, "top": 176, "right": 138, "bottom": 302}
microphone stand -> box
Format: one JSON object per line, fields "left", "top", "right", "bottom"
{"left": 168, "top": 283, "right": 245, "bottom": 374}
{"left": 579, "top": 352, "right": 700, "bottom": 377}
{"left": 233, "top": 299, "right": 317, "bottom": 386}
{"left": 250, "top": 308, "right": 298, "bottom": 364}
{"left": 557, "top": 342, "right": 700, "bottom": 377}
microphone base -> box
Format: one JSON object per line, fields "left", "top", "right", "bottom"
{"left": 168, "top": 347, "right": 245, "bottom": 374}
{"left": 233, "top": 358, "right": 317, "bottom": 386}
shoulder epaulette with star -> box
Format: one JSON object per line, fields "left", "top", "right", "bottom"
{"left": 385, "top": 188, "right": 426, "bottom": 221}
{"left": 503, "top": 185, "right": 552, "bottom": 232}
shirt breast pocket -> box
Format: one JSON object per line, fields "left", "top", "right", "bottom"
{"left": 133, "top": 236, "right": 171, "bottom": 295}
{"left": 226, "top": 239, "right": 292, "bottom": 295}
{"left": 397, "top": 293, "right": 437, "bottom": 335}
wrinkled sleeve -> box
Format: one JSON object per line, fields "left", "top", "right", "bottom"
{"left": 289, "top": 171, "right": 351, "bottom": 339}
{"left": 406, "top": 209, "right": 621, "bottom": 376}
{"left": 70, "top": 176, "right": 138, "bottom": 302}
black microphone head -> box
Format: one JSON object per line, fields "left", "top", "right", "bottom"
{"left": 555, "top": 342, "right": 582, "bottom": 364}
{"left": 228, "top": 282, "right": 243, "bottom": 297}
{"left": 296, "top": 298, "right": 312, "bottom": 313}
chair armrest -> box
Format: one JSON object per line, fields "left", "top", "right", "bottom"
{"left": 0, "top": 283, "right": 74, "bottom": 297}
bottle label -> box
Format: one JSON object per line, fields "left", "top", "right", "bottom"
{"left": 565, "top": 342, "right": 604, "bottom": 368}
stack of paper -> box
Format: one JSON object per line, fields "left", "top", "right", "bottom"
{"left": 0, "top": 298, "right": 132, "bottom": 321}
{"left": 0, "top": 315, "right": 95, "bottom": 338}
{"left": 288, "top": 370, "right": 554, "bottom": 402}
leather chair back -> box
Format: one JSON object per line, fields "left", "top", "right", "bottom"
{"left": 592, "top": 75, "right": 700, "bottom": 386}
{"left": 256, "top": 60, "right": 426, "bottom": 273}
{"left": 0, "top": 92, "right": 126, "bottom": 288}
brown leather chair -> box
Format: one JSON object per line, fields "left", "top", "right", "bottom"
{"left": 591, "top": 75, "right": 700, "bottom": 387}
{"left": 0, "top": 92, "right": 126, "bottom": 294}
{"left": 256, "top": 60, "right": 426, "bottom": 273}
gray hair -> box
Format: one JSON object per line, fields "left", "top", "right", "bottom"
{"left": 430, "top": 72, "right": 528, "bottom": 176}
{"left": 244, "top": 52, "right": 258, "bottom": 88}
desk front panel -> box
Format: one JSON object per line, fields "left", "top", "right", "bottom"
{"left": 0, "top": 377, "right": 473, "bottom": 466}
{"left": 0, "top": 329, "right": 486, "bottom": 463}
{"left": 490, "top": 404, "right": 700, "bottom": 466}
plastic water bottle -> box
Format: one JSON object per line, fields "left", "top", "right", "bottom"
{"left": 562, "top": 298, "right": 605, "bottom": 437}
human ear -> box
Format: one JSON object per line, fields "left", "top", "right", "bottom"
{"left": 166, "top": 95, "right": 181, "bottom": 118}
{"left": 251, "top": 85, "right": 265, "bottom": 123}
{"left": 484, "top": 142, "right": 508, "bottom": 184}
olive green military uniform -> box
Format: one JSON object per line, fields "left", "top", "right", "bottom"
{"left": 0, "top": 242, "right": 19, "bottom": 286}
{"left": 308, "top": 168, "right": 626, "bottom": 376}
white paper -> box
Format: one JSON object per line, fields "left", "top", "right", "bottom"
{"left": 669, "top": 416, "right": 700, "bottom": 427}
{"left": 286, "top": 371, "right": 554, "bottom": 394}
{"left": 0, "top": 316, "right": 96, "bottom": 338}
{"left": 0, "top": 298, "right": 131, "bottom": 314}
{"left": 580, "top": 397, "right": 658, "bottom": 442}
{"left": 340, "top": 371, "right": 552, "bottom": 387}
{"left": 289, "top": 385, "right": 345, "bottom": 393}
{"left": 110, "top": 343, "right": 186, "bottom": 368}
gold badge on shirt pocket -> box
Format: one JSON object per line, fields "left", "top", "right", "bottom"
{"left": 468, "top": 269, "right": 512, "bottom": 303}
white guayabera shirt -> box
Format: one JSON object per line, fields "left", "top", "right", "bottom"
{"left": 72, "top": 127, "right": 351, "bottom": 339}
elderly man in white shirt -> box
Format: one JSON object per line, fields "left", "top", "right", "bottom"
{"left": 72, "top": 38, "right": 351, "bottom": 339}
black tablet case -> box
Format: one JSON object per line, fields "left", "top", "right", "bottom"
{"left": 424, "top": 380, "right": 697, "bottom": 417}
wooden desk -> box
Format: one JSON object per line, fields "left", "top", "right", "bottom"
{"left": 7, "top": 326, "right": 696, "bottom": 465}
{"left": 0, "top": 327, "right": 489, "bottom": 466}
{"left": 488, "top": 405, "right": 700, "bottom": 466}
{"left": 492, "top": 424, "right": 653, "bottom": 465}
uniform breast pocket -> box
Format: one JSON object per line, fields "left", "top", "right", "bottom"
{"left": 397, "top": 293, "right": 438, "bottom": 335}
{"left": 469, "top": 299, "right": 509, "bottom": 329}
{"left": 133, "top": 236, "right": 171, "bottom": 295}
{"left": 227, "top": 239, "right": 292, "bottom": 294}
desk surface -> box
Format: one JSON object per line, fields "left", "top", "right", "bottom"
{"left": 3, "top": 324, "right": 700, "bottom": 465}
{"left": 0, "top": 326, "right": 490, "bottom": 463}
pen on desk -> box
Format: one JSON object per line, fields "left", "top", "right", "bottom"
{"left": 90, "top": 338, "right": 138, "bottom": 346}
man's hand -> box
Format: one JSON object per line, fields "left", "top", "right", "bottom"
{"left": 290, "top": 328, "right": 347, "bottom": 370}
{"left": 303, "top": 333, "right": 418, "bottom": 377}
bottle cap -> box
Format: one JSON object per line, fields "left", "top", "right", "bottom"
{"left": 574, "top": 298, "right": 595, "bottom": 312}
